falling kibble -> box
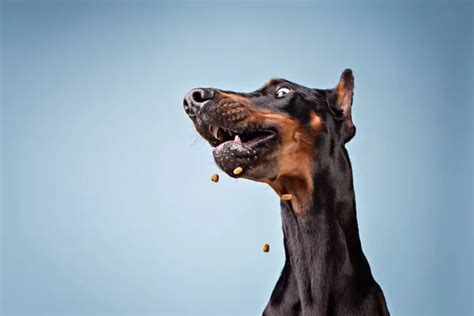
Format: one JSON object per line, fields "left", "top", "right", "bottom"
{"left": 281, "top": 194, "right": 293, "bottom": 201}
{"left": 263, "top": 243, "right": 270, "bottom": 253}
{"left": 233, "top": 166, "right": 243, "bottom": 175}
{"left": 210, "top": 173, "right": 219, "bottom": 183}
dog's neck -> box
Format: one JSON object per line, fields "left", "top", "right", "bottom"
{"left": 278, "top": 145, "right": 373, "bottom": 297}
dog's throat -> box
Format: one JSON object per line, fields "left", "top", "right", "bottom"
{"left": 266, "top": 174, "right": 314, "bottom": 215}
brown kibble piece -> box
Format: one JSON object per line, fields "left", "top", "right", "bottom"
{"left": 263, "top": 243, "right": 270, "bottom": 253}
{"left": 281, "top": 194, "right": 292, "bottom": 201}
{"left": 211, "top": 174, "right": 219, "bottom": 183}
{"left": 233, "top": 166, "right": 243, "bottom": 175}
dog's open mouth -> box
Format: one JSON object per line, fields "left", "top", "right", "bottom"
{"left": 207, "top": 124, "right": 279, "bottom": 177}
{"left": 208, "top": 125, "right": 277, "bottom": 149}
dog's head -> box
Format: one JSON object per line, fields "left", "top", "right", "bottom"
{"left": 184, "top": 70, "right": 355, "bottom": 212}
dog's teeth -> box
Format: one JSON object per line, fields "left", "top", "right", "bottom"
{"left": 234, "top": 135, "right": 243, "bottom": 145}
{"left": 209, "top": 126, "right": 221, "bottom": 140}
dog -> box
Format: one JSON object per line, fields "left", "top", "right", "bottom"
{"left": 183, "top": 69, "right": 390, "bottom": 315}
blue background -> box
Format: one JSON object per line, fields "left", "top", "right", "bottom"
{"left": 1, "top": 1, "right": 472, "bottom": 315}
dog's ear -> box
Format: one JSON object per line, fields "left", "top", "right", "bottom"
{"left": 326, "top": 69, "right": 356, "bottom": 142}
{"left": 335, "top": 69, "right": 354, "bottom": 123}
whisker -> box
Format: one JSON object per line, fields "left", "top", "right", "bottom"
{"left": 189, "top": 135, "right": 204, "bottom": 148}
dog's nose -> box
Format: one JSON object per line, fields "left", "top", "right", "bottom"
{"left": 184, "top": 88, "right": 215, "bottom": 116}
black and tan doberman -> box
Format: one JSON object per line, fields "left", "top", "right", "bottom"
{"left": 183, "top": 70, "right": 389, "bottom": 315}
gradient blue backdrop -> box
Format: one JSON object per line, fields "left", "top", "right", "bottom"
{"left": 1, "top": 1, "right": 472, "bottom": 315}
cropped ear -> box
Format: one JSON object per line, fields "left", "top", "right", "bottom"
{"left": 336, "top": 69, "right": 354, "bottom": 124}
{"left": 326, "top": 69, "right": 356, "bottom": 142}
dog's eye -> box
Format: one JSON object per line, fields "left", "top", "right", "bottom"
{"left": 275, "top": 87, "right": 290, "bottom": 98}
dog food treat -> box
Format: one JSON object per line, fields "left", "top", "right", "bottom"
{"left": 263, "top": 243, "right": 270, "bottom": 253}
{"left": 211, "top": 173, "right": 219, "bottom": 183}
{"left": 233, "top": 166, "right": 243, "bottom": 175}
{"left": 281, "top": 194, "right": 293, "bottom": 201}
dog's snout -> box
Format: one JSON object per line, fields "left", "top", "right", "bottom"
{"left": 184, "top": 88, "right": 215, "bottom": 116}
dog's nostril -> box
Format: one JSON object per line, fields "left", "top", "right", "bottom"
{"left": 189, "top": 88, "right": 215, "bottom": 104}
{"left": 192, "top": 91, "right": 204, "bottom": 103}
{"left": 183, "top": 98, "right": 196, "bottom": 116}
{"left": 184, "top": 88, "right": 215, "bottom": 117}
{"left": 183, "top": 98, "right": 189, "bottom": 111}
